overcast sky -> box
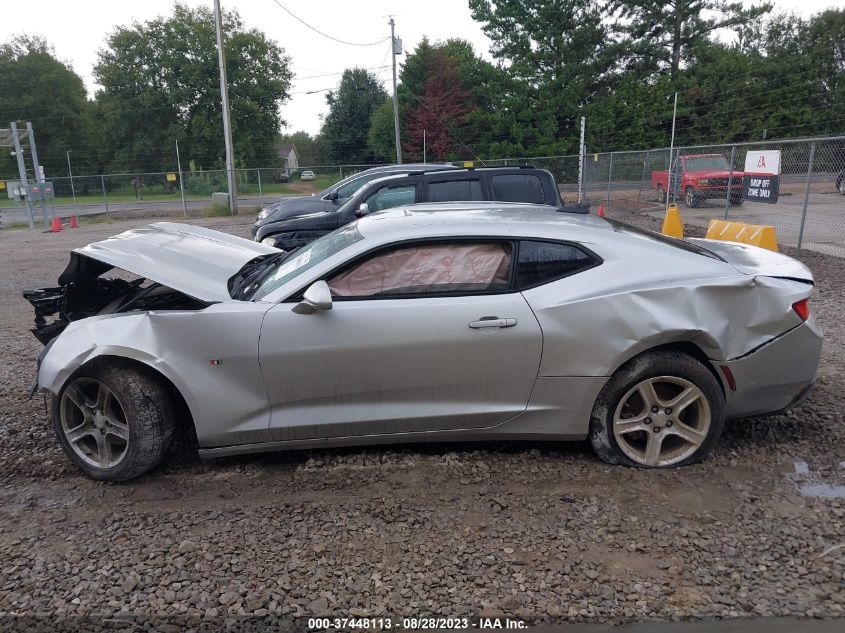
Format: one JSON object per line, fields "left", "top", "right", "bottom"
{"left": 1, "top": 0, "right": 839, "bottom": 135}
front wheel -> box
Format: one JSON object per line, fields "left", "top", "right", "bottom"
{"left": 656, "top": 185, "right": 666, "bottom": 203}
{"left": 53, "top": 361, "right": 175, "bottom": 481}
{"left": 729, "top": 193, "right": 743, "bottom": 206}
{"left": 589, "top": 350, "right": 725, "bottom": 468}
{"left": 685, "top": 186, "right": 701, "bottom": 208}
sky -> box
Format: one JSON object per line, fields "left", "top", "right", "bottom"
{"left": 1, "top": 0, "right": 840, "bottom": 136}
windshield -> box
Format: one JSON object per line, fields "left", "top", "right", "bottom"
{"left": 249, "top": 224, "right": 364, "bottom": 300}
{"left": 684, "top": 155, "right": 730, "bottom": 171}
{"left": 334, "top": 170, "right": 402, "bottom": 199}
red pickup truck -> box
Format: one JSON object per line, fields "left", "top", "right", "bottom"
{"left": 651, "top": 154, "right": 745, "bottom": 207}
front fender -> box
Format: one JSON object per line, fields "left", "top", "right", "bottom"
{"left": 38, "top": 314, "right": 202, "bottom": 425}
{"left": 38, "top": 304, "right": 274, "bottom": 447}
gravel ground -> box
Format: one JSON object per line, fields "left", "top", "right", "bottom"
{"left": 0, "top": 211, "right": 843, "bottom": 632}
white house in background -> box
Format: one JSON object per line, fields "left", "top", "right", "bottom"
{"left": 276, "top": 143, "right": 300, "bottom": 171}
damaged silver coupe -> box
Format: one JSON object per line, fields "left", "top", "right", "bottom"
{"left": 24, "top": 204, "right": 822, "bottom": 481}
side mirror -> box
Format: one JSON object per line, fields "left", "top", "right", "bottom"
{"left": 292, "top": 280, "right": 333, "bottom": 314}
{"left": 326, "top": 190, "right": 339, "bottom": 201}
{"left": 355, "top": 202, "right": 369, "bottom": 218}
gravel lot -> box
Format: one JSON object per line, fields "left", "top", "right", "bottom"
{"left": 0, "top": 211, "right": 843, "bottom": 631}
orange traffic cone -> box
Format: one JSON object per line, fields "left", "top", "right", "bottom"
{"left": 597, "top": 205, "right": 605, "bottom": 217}
{"left": 51, "top": 217, "right": 62, "bottom": 233}
{"left": 70, "top": 215, "right": 78, "bottom": 228}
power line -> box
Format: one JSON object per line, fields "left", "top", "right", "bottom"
{"left": 267, "top": 0, "right": 389, "bottom": 47}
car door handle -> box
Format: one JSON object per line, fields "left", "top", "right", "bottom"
{"left": 468, "top": 317, "right": 517, "bottom": 329}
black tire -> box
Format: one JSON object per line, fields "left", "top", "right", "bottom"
{"left": 589, "top": 350, "right": 725, "bottom": 468}
{"left": 52, "top": 360, "right": 174, "bottom": 481}
{"left": 656, "top": 185, "right": 666, "bottom": 203}
{"left": 684, "top": 186, "right": 701, "bottom": 208}
{"left": 729, "top": 193, "right": 743, "bottom": 206}
{"left": 838, "top": 177, "right": 845, "bottom": 195}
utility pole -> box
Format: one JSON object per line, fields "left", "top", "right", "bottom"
{"left": 389, "top": 17, "right": 402, "bottom": 164}
{"left": 27, "top": 122, "right": 49, "bottom": 224}
{"left": 214, "top": 0, "right": 237, "bottom": 214}
{"left": 666, "top": 91, "right": 678, "bottom": 214}
{"left": 10, "top": 122, "right": 34, "bottom": 229}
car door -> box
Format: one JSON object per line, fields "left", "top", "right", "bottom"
{"left": 258, "top": 239, "right": 543, "bottom": 442}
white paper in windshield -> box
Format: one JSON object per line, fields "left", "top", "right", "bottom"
{"left": 273, "top": 249, "right": 311, "bottom": 281}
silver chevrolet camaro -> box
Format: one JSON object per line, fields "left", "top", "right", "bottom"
{"left": 24, "top": 203, "right": 822, "bottom": 481}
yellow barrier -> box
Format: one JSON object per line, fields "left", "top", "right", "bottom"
{"left": 661, "top": 203, "right": 684, "bottom": 238}
{"left": 705, "top": 219, "right": 779, "bottom": 252}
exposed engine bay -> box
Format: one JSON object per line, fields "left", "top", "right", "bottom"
{"left": 23, "top": 262, "right": 209, "bottom": 345}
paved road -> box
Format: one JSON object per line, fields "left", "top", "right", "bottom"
{"left": 640, "top": 192, "right": 845, "bottom": 257}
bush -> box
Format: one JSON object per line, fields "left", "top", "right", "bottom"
{"left": 184, "top": 173, "right": 228, "bottom": 195}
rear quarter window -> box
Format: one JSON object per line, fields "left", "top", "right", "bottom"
{"left": 517, "top": 240, "right": 598, "bottom": 288}
{"left": 491, "top": 174, "right": 545, "bottom": 204}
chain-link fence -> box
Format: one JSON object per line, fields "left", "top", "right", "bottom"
{"left": 3, "top": 137, "right": 844, "bottom": 257}
{"left": 575, "top": 136, "right": 845, "bottom": 257}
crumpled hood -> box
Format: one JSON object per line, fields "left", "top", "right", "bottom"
{"left": 60, "top": 222, "right": 278, "bottom": 302}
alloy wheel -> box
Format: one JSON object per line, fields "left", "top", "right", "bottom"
{"left": 612, "top": 376, "right": 711, "bottom": 467}
{"left": 60, "top": 377, "right": 130, "bottom": 469}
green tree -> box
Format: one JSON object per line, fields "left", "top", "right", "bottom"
{"left": 469, "top": 0, "right": 617, "bottom": 155}
{"left": 278, "top": 130, "right": 325, "bottom": 166}
{"left": 367, "top": 100, "right": 397, "bottom": 163}
{"left": 612, "top": 0, "right": 772, "bottom": 80}
{"left": 0, "top": 36, "right": 94, "bottom": 179}
{"left": 94, "top": 2, "right": 291, "bottom": 173}
{"left": 320, "top": 68, "right": 388, "bottom": 163}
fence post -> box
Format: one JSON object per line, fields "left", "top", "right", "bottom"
{"left": 176, "top": 139, "right": 187, "bottom": 218}
{"left": 636, "top": 156, "right": 647, "bottom": 207}
{"left": 339, "top": 166, "right": 344, "bottom": 180}
{"left": 723, "top": 145, "right": 737, "bottom": 220}
{"left": 100, "top": 175, "right": 109, "bottom": 215}
{"left": 257, "top": 168, "right": 262, "bottom": 197}
{"left": 606, "top": 152, "right": 614, "bottom": 208}
{"left": 797, "top": 141, "right": 816, "bottom": 250}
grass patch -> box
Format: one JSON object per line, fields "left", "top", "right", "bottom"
{"left": 0, "top": 221, "right": 30, "bottom": 230}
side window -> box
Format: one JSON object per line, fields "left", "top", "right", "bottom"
{"left": 491, "top": 174, "right": 545, "bottom": 204}
{"left": 365, "top": 185, "right": 416, "bottom": 211}
{"left": 427, "top": 179, "right": 484, "bottom": 202}
{"left": 328, "top": 242, "right": 513, "bottom": 298}
{"left": 516, "top": 240, "right": 595, "bottom": 288}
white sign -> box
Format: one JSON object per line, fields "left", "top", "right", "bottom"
{"left": 744, "top": 150, "right": 781, "bottom": 175}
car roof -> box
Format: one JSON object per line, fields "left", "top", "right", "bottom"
{"left": 355, "top": 202, "right": 611, "bottom": 242}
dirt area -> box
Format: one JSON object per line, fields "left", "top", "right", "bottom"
{"left": 0, "top": 211, "right": 843, "bottom": 631}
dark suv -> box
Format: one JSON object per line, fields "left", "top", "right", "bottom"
{"left": 251, "top": 163, "right": 457, "bottom": 245}
{"left": 260, "top": 166, "right": 562, "bottom": 252}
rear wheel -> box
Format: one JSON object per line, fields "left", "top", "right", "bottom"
{"left": 656, "top": 185, "right": 666, "bottom": 203}
{"left": 729, "top": 192, "right": 743, "bottom": 205}
{"left": 685, "top": 186, "right": 701, "bottom": 208}
{"left": 589, "top": 350, "right": 725, "bottom": 468}
{"left": 53, "top": 361, "right": 174, "bottom": 481}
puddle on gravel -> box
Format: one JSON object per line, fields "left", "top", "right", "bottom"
{"left": 791, "top": 460, "right": 845, "bottom": 499}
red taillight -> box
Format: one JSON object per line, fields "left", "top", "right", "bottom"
{"left": 792, "top": 299, "right": 810, "bottom": 321}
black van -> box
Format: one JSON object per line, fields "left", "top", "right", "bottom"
{"left": 259, "top": 167, "right": 562, "bottom": 252}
